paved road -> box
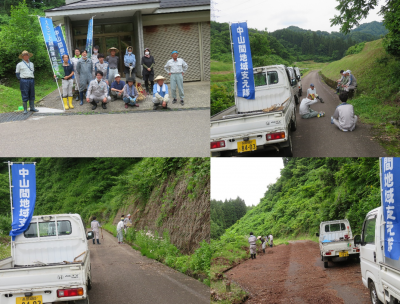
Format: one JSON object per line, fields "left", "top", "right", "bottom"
{"left": 235, "top": 70, "right": 387, "bottom": 157}
{"left": 0, "top": 110, "right": 209, "bottom": 157}
{"left": 88, "top": 230, "right": 210, "bottom": 304}
{"left": 226, "top": 240, "right": 369, "bottom": 304}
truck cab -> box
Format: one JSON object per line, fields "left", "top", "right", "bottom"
{"left": 287, "top": 67, "right": 299, "bottom": 104}
{"left": 0, "top": 214, "right": 93, "bottom": 304}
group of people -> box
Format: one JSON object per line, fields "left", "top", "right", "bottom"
{"left": 15, "top": 46, "right": 188, "bottom": 113}
{"left": 248, "top": 232, "right": 274, "bottom": 259}
{"left": 336, "top": 69, "right": 357, "bottom": 93}
{"left": 299, "top": 82, "right": 358, "bottom": 132}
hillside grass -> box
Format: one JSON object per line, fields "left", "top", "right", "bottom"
{"left": 321, "top": 39, "right": 400, "bottom": 155}
{"left": 295, "top": 61, "right": 330, "bottom": 78}
{"left": 0, "top": 72, "right": 60, "bottom": 113}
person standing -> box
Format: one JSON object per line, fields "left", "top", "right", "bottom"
{"left": 94, "top": 54, "right": 109, "bottom": 86}
{"left": 86, "top": 71, "right": 109, "bottom": 110}
{"left": 248, "top": 232, "right": 257, "bottom": 259}
{"left": 91, "top": 45, "right": 99, "bottom": 79}
{"left": 110, "top": 74, "right": 125, "bottom": 101}
{"left": 124, "top": 46, "right": 136, "bottom": 80}
{"left": 164, "top": 51, "right": 188, "bottom": 105}
{"left": 70, "top": 48, "right": 81, "bottom": 101}
{"left": 76, "top": 50, "right": 93, "bottom": 105}
{"left": 106, "top": 47, "right": 120, "bottom": 86}
{"left": 55, "top": 54, "right": 75, "bottom": 110}
{"left": 260, "top": 236, "right": 267, "bottom": 254}
{"left": 269, "top": 234, "right": 274, "bottom": 247}
{"left": 117, "top": 218, "right": 124, "bottom": 244}
{"left": 123, "top": 77, "right": 140, "bottom": 109}
{"left": 16, "top": 50, "right": 38, "bottom": 114}
{"left": 123, "top": 214, "right": 132, "bottom": 234}
{"left": 141, "top": 48, "right": 155, "bottom": 94}
{"left": 152, "top": 75, "right": 169, "bottom": 110}
{"left": 331, "top": 92, "right": 358, "bottom": 132}
{"left": 91, "top": 217, "right": 101, "bottom": 245}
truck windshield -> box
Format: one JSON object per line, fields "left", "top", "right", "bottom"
{"left": 325, "top": 223, "right": 346, "bottom": 232}
{"left": 363, "top": 217, "right": 376, "bottom": 244}
{"left": 253, "top": 71, "right": 279, "bottom": 87}
{"left": 24, "top": 220, "right": 72, "bottom": 238}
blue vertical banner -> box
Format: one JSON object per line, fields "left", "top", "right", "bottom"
{"left": 38, "top": 17, "right": 65, "bottom": 78}
{"left": 230, "top": 22, "right": 255, "bottom": 99}
{"left": 381, "top": 157, "right": 400, "bottom": 260}
{"left": 86, "top": 18, "right": 94, "bottom": 59}
{"left": 54, "top": 25, "right": 74, "bottom": 79}
{"left": 9, "top": 164, "right": 36, "bottom": 241}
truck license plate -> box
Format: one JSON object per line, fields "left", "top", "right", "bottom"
{"left": 237, "top": 140, "right": 257, "bottom": 153}
{"left": 16, "top": 296, "right": 42, "bottom": 304}
{"left": 339, "top": 251, "right": 349, "bottom": 257}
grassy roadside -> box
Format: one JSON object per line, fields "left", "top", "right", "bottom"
{"left": 0, "top": 71, "right": 60, "bottom": 113}
{"left": 0, "top": 235, "right": 11, "bottom": 260}
{"left": 210, "top": 233, "right": 319, "bottom": 303}
{"left": 295, "top": 61, "right": 330, "bottom": 78}
{"left": 321, "top": 39, "right": 400, "bottom": 155}
{"left": 102, "top": 224, "right": 211, "bottom": 286}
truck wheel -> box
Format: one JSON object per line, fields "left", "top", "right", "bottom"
{"left": 282, "top": 131, "right": 293, "bottom": 157}
{"left": 290, "top": 107, "right": 297, "bottom": 132}
{"left": 321, "top": 254, "right": 323, "bottom": 261}
{"left": 324, "top": 261, "right": 328, "bottom": 268}
{"left": 87, "top": 276, "right": 92, "bottom": 290}
{"left": 299, "top": 89, "right": 302, "bottom": 96}
{"left": 369, "top": 281, "right": 382, "bottom": 304}
{"left": 294, "top": 95, "right": 299, "bottom": 105}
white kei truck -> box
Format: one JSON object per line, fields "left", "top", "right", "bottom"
{"left": 293, "top": 67, "right": 303, "bottom": 97}
{"left": 354, "top": 158, "right": 400, "bottom": 304}
{"left": 0, "top": 214, "right": 94, "bottom": 304}
{"left": 316, "top": 219, "right": 360, "bottom": 268}
{"left": 210, "top": 65, "right": 297, "bottom": 157}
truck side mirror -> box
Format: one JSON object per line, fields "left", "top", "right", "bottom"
{"left": 316, "top": 233, "right": 319, "bottom": 237}
{"left": 354, "top": 235, "right": 361, "bottom": 246}
{"left": 87, "top": 231, "right": 94, "bottom": 240}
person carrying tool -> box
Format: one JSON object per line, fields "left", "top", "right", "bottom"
{"left": 249, "top": 232, "right": 257, "bottom": 259}
{"left": 91, "top": 216, "right": 101, "bottom": 245}
{"left": 117, "top": 218, "right": 124, "bottom": 244}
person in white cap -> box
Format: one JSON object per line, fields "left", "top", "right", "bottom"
{"left": 110, "top": 74, "right": 125, "bottom": 101}
{"left": 343, "top": 70, "right": 357, "bottom": 92}
{"left": 123, "top": 214, "right": 132, "bottom": 234}
{"left": 152, "top": 75, "right": 169, "bottom": 110}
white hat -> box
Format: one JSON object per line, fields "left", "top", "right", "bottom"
{"left": 345, "top": 70, "right": 351, "bottom": 74}
{"left": 127, "top": 214, "right": 131, "bottom": 216}
{"left": 115, "top": 74, "right": 121, "bottom": 78}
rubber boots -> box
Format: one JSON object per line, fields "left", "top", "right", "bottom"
{"left": 63, "top": 97, "right": 69, "bottom": 110}
{"left": 96, "top": 239, "right": 101, "bottom": 245}
{"left": 23, "top": 102, "right": 28, "bottom": 114}
{"left": 102, "top": 102, "right": 107, "bottom": 109}
{"left": 92, "top": 239, "right": 95, "bottom": 244}
{"left": 29, "top": 100, "right": 38, "bottom": 112}
{"left": 91, "top": 100, "right": 97, "bottom": 110}
{"left": 68, "top": 96, "right": 74, "bottom": 109}
{"left": 79, "top": 92, "right": 84, "bottom": 105}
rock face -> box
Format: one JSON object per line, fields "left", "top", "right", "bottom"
{"left": 114, "top": 173, "right": 210, "bottom": 255}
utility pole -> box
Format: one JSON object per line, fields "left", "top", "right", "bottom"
{"left": 211, "top": 0, "right": 220, "bottom": 21}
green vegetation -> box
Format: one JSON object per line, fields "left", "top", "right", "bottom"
{"left": 211, "top": 197, "right": 247, "bottom": 240}
{"left": 321, "top": 39, "right": 400, "bottom": 155}
{"left": 345, "top": 42, "right": 365, "bottom": 55}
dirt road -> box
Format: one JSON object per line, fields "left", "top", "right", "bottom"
{"left": 226, "top": 241, "right": 369, "bottom": 304}
{"left": 87, "top": 230, "right": 210, "bottom": 304}
{"left": 236, "top": 70, "right": 387, "bottom": 157}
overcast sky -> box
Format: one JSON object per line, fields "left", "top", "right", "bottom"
{"left": 211, "top": 158, "right": 284, "bottom": 206}
{"left": 213, "top": 0, "right": 383, "bottom": 32}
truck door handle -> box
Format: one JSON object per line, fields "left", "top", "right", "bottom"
{"left": 374, "top": 252, "right": 376, "bottom": 263}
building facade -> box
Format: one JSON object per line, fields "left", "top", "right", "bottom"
{"left": 45, "top": 0, "right": 210, "bottom": 81}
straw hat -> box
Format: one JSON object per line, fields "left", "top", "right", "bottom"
{"left": 19, "top": 50, "right": 33, "bottom": 59}
{"left": 108, "top": 47, "right": 119, "bottom": 54}
{"left": 154, "top": 75, "right": 165, "bottom": 81}
{"left": 257, "top": 236, "right": 261, "bottom": 240}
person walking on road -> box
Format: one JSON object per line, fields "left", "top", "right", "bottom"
{"left": 16, "top": 50, "right": 38, "bottom": 114}
{"left": 86, "top": 71, "right": 110, "bottom": 110}
{"left": 76, "top": 50, "right": 93, "bottom": 105}
{"left": 249, "top": 232, "right": 257, "bottom": 259}
{"left": 91, "top": 217, "right": 101, "bottom": 245}
{"left": 331, "top": 92, "right": 358, "bottom": 132}
{"left": 117, "top": 218, "right": 124, "bottom": 244}
{"left": 164, "top": 51, "right": 188, "bottom": 105}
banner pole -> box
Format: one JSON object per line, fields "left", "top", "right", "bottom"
{"left": 37, "top": 16, "right": 65, "bottom": 111}
{"left": 229, "top": 22, "right": 237, "bottom": 105}
{"left": 7, "top": 161, "right": 14, "bottom": 265}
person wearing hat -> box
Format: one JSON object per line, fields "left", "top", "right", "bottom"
{"left": 307, "top": 83, "right": 323, "bottom": 103}
{"left": 71, "top": 48, "right": 82, "bottom": 101}
{"left": 141, "top": 48, "right": 155, "bottom": 94}
{"left": 124, "top": 46, "right": 136, "bottom": 80}
{"left": 123, "top": 214, "right": 132, "bottom": 234}
{"left": 16, "top": 50, "right": 38, "bottom": 113}
{"left": 123, "top": 77, "right": 140, "bottom": 108}
{"left": 91, "top": 216, "right": 102, "bottom": 245}
{"left": 164, "top": 51, "right": 188, "bottom": 105}
{"left": 152, "top": 75, "right": 169, "bottom": 110}
{"left": 94, "top": 54, "right": 109, "bottom": 85}
{"left": 110, "top": 74, "right": 125, "bottom": 101}
{"left": 76, "top": 50, "right": 93, "bottom": 105}
{"left": 343, "top": 70, "right": 357, "bottom": 92}
{"left": 106, "top": 47, "right": 120, "bottom": 86}
{"left": 331, "top": 92, "right": 358, "bottom": 132}
{"left": 86, "top": 70, "right": 110, "bottom": 110}
{"left": 54, "top": 54, "right": 75, "bottom": 110}
{"left": 248, "top": 232, "right": 257, "bottom": 259}
{"left": 91, "top": 45, "right": 100, "bottom": 79}
{"left": 339, "top": 70, "right": 351, "bottom": 91}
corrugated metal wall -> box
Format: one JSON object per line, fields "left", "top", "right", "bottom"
{"left": 143, "top": 22, "right": 204, "bottom": 82}
{"left": 201, "top": 22, "right": 210, "bottom": 81}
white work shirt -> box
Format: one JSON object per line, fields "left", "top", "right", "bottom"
{"left": 299, "top": 97, "right": 318, "bottom": 116}
{"left": 269, "top": 235, "right": 273, "bottom": 241}
{"left": 91, "top": 220, "right": 101, "bottom": 232}
{"left": 164, "top": 58, "right": 188, "bottom": 74}
{"left": 248, "top": 235, "right": 257, "bottom": 245}
{"left": 16, "top": 60, "right": 34, "bottom": 78}
{"left": 123, "top": 217, "right": 131, "bottom": 226}
{"left": 117, "top": 220, "right": 124, "bottom": 232}
{"left": 307, "top": 88, "right": 317, "bottom": 97}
